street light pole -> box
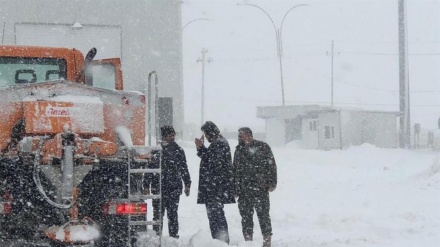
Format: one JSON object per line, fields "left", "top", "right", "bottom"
{"left": 238, "top": 3, "right": 308, "bottom": 106}
{"left": 182, "top": 18, "right": 211, "bottom": 31}
{"left": 182, "top": 18, "right": 212, "bottom": 125}
{"left": 277, "top": 28, "right": 286, "bottom": 106}
{"left": 197, "top": 48, "right": 212, "bottom": 125}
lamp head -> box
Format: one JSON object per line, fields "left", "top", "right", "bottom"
{"left": 71, "top": 22, "right": 83, "bottom": 30}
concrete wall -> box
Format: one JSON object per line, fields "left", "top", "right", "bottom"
{"left": 266, "top": 118, "right": 286, "bottom": 146}
{"left": 0, "top": 0, "right": 184, "bottom": 136}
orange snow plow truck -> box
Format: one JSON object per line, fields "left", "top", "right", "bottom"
{"left": 0, "top": 45, "right": 159, "bottom": 247}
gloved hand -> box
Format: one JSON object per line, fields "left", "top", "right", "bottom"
{"left": 194, "top": 135, "right": 204, "bottom": 149}
{"left": 184, "top": 186, "right": 190, "bottom": 196}
{"left": 268, "top": 186, "right": 276, "bottom": 192}
{"left": 145, "top": 151, "right": 153, "bottom": 159}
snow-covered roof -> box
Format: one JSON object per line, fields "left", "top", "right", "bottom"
{"left": 257, "top": 104, "right": 400, "bottom": 119}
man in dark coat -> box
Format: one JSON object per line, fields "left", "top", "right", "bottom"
{"left": 233, "top": 127, "right": 277, "bottom": 247}
{"left": 144, "top": 126, "right": 191, "bottom": 239}
{"left": 194, "top": 121, "right": 235, "bottom": 244}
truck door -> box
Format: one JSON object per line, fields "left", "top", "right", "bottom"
{"left": 87, "top": 58, "right": 123, "bottom": 90}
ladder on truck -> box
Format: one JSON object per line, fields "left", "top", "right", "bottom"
{"left": 127, "top": 146, "right": 163, "bottom": 247}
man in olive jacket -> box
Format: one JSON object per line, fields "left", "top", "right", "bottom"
{"left": 233, "top": 127, "right": 277, "bottom": 247}
{"left": 195, "top": 121, "right": 235, "bottom": 244}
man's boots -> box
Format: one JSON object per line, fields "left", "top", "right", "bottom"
{"left": 262, "top": 235, "right": 271, "bottom": 247}
{"left": 244, "top": 234, "right": 253, "bottom": 241}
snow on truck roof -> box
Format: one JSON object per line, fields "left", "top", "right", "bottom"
{"left": 23, "top": 94, "right": 103, "bottom": 104}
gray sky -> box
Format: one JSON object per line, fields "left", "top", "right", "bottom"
{"left": 182, "top": 0, "right": 439, "bottom": 132}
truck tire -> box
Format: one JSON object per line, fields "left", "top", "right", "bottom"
{"left": 78, "top": 160, "right": 140, "bottom": 247}
{"left": 0, "top": 158, "right": 64, "bottom": 241}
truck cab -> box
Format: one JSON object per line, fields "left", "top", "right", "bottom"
{"left": 0, "top": 45, "right": 123, "bottom": 90}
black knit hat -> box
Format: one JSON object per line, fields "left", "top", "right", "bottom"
{"left": 239, "top": 127, "right": 253, "bottom": 137}
{"left": 160, "top": 126, "right": 175, "bottom": 137}
{"left": 201, "top": 121, "right": 220, "bottom": 136}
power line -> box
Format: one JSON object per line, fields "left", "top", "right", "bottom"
{"left": 337, "top": 81, "right": 440, "bottom": 93}
{"left": 185, "top": 50, "right": 439, "bottom": 64}
{"left": 331, "top": 39, "right": 440, "bottom": 44}
{"left": 411, "top": 112, "right": 440, "bottom": 116}
{"left": 412, "top": 90, "right": 440, "bottom": 93}
{"left": 340, "top": 51, "right": 440, "bottom": 56}
{"left": 337, "top": 81, "right": 398, "bottom": 92}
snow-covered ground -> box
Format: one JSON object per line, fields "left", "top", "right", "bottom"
{"left": 138, "top": 141, "right": 440, "bottom": 247}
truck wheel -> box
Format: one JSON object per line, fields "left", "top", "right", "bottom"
{"left": 0, "top": 158, "right": 64, "bottom": 241}
{"left": 79, "top": 161, "right": 137, "bottom": 247}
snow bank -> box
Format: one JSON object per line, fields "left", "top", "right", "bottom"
{"left": 50, "top": 224, "right": 99, "bottom": 242}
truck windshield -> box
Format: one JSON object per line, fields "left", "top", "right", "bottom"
{"left": 0, "top": 57, "right": 67, "bottom": 87}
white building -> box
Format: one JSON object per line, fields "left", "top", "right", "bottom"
{"left": 257, "top": 105, "right": 399, "bottom": 149}
{"left": 0, "top": 0, "right": 183, "bottom": 137}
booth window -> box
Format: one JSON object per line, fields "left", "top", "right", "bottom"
{"left": 324, "top": 126, "right": 335, "bottom": 139}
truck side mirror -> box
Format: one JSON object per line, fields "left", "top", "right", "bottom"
{"left": 77, "top": 47, "right": 97, "bottom": 84}
{"left": 85, "top": 47, "right": 97, "bottom": 62}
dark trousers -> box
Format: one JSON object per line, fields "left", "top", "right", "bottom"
{"left": 205, "top": 202, "right": 230, "bottom": 244}
{"left": 152, "top": 192, "right": 180, "bottom": 238}
{"left": 238, "top": 191, "right": 272, "bottom": 237}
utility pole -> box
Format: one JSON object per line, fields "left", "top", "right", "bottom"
{"left": 196, "top": 48, "right": 212, "bottom": 125}
{"left": 326, "top": 40, "right": 339, "bottom": 107}
{"left": 398, "top": 0, "right": 411, "bottom": 148}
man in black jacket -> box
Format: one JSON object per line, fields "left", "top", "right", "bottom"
{"left": 233, "top": 127, "right": 277, "bottom": 247}
{"left": 194, "top": 121, "right": 235, "bottom": 244}
{"left": 144, "top": 126, "right": 191, "bottom": 239}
